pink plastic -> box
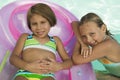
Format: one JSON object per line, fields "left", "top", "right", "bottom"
{"left": 0, "top": 0, "right": 96, "bottom": 80}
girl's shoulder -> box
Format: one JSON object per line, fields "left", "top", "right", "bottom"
{"left": 18, "top": 33, "right": 30, "bottom": 41}
{"left": 20, "top": 33, "right": 29, "bottom": 37}
{"left": 51, "top": 36, "right": 63, "bottom": 45}
{"left": 106, "top": 37, "right": 119, "bottom": 46}
{"left": 52, "top": 36, "right": 61, "bottom": 42}
{"left": 100, "top": 36, "right": 120, "bottom": 53}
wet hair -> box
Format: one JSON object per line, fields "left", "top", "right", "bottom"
{"left": 27, "top": 3, "right": 56, "bottom": 30}
{"left": 79, "top": 12, "right": 112, "bottom": 36}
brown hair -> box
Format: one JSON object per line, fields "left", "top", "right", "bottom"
{"left": 79, "top": 13, "right": 112, "bottom": 36}
{"left": 27, "top": 3, "right": 56, "bottom": 30}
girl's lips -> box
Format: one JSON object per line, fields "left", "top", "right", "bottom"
{"left": 89, "top": 42, "right": 97, "bottom": 46}
{"left": 37, "top": 31, "right": 44, "bottom": 35}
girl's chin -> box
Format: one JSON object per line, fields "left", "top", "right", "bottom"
{"left": 90, "top": 44, "right": 96, "bottom": 47}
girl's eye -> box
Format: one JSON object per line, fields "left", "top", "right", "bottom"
{"left": 81, "top": 36, "right": 86, "bottom": 38}
{"left": 90, "top": 33, "right": 95, "bottom": 36}
{"left": 31, "top": 22, "right": 37, "bottom": 26}
{"left": 81, "top": 36, "right": 87, "bottom": 40}
{"left": 41, "top": 21, "right": 46, "bottom": 24}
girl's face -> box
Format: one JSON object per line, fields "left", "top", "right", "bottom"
{"left": 79, "top": 22, "right": 106, "bottom": 46}
{"left": 30, "top": 14, "right": 51, "bottom": 38}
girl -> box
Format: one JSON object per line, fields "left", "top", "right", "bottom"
{"left": 72, "top": 13, "right": 120, "bottom": 79}
{"left": 10, "top": 3, "right": 72, "bottom": 80}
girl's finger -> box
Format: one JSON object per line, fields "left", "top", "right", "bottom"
{"left": 47, "top": 57, "right": 56, "bottom": 62}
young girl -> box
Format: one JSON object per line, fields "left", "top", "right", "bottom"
{"left": 72, "top": 13, "right": 120, "bottom": 79}
{"left": 9, "top": 3, "right": 72, "bottom": 80}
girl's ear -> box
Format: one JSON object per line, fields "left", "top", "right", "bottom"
{"left": 101, "top": 24, "right": 107, "bottom": 33}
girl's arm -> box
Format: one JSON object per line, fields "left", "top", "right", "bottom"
{"left": 55, "top": 36, "right": 73, "bottom": 69}
{"left": 72, "top": 39, "right": 118, "bottom": 65}
{"left": 71, "top": 21, "right": 81, "bottom": 42}
{"left": 9, "top": 33, "right": 28, "bottom": 69}
{"left": 47, "top": 36, "right": 73, "bottom": 72}
{"left": 72, "top": 21, "right": 92, "bottom": 57}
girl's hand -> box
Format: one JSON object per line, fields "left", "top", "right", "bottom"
{"left": 24, "top": 60, "right": 49, "bottom": 74}
{"left": 40, "top": 57, "right": 62, "bottom": 73}
{"left": 80, "top": 43, "right": 92, "bottom": 58}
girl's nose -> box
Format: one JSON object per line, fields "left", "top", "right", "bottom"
{"left": 37, "top": 24, "right": 42, "bottom": 29}
{"left": 87, "top": 36, "right": 93, "bottom": 43}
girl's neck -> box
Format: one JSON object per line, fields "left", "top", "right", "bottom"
{"left": 103, "top": 35, "right": 107, "bottom": 41}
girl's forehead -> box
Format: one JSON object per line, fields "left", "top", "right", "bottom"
{"left": 80, "top": 22, "right": 99, "bottom": 30}
{"left": 79, "top": 22, "right": 101, "bottom": 34}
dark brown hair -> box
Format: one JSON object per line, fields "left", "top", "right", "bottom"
{"left": 27, "top": 3, "right": 56, "bottom": 30}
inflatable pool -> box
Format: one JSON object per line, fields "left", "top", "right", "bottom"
{"left": 0, "top": 0, "right": 96, "bottom": 80}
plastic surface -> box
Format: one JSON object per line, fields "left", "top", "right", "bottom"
{"left": 0, "top": 0, "right": 96, "bottom": 80}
